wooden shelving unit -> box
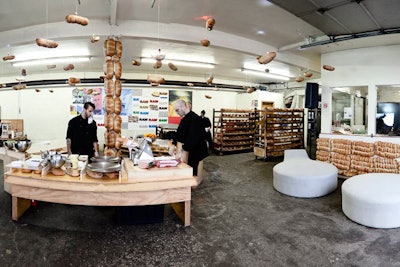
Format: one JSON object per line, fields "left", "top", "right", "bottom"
{"left": 254, "top": 108, "right": 304, "bottom": 159}
{"left": 213, "top": 109, "right": 257, "bottom": 155}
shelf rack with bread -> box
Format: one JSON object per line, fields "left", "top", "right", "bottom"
{"left": 254, "top": 108, "right": 304, "bottom": 159}
{"left": 213, "top": 108, "right": 257, "bottom": 155}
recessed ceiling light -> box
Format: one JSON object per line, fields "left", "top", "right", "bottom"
{"left": 256, "top": 30, "right": 265, "bottom": 35}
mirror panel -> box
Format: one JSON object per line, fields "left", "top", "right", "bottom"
{"left": 377, "top": 85, "right": 400, "bottom": 135}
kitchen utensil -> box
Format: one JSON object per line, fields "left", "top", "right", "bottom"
{"left": 86, "top": 162, "right": 121, "bottom": 173}
{"left": 90, "top": 156, "right": 121, "bottom": 163}
{"left": 48, "top": 153, "right": 66, "bottom": 168}
{"left": 4, "top": 140, "right": 15, "bottom": 150}
{"left": 14, "top": 140, "right": 32, "bottom": 152}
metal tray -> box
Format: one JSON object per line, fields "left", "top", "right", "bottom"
{"left": 86, "top": 162, "right": 121, "bottom": 173}
{"left": 90, "top": 156, "right": 121, "bottom": 163}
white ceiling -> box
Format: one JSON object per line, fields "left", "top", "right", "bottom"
{"left": 0, "top": 0, "right": 399, "bottom": 89}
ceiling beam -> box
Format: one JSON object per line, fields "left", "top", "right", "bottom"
{"left": 109, "top": 0, "right": 118, "bottom": 26}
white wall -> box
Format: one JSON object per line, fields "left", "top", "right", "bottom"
{"left": 236, "top": 90, "right": 285, "bottom": 109}
{"left": 0, "top": 85, "right": 240, "bottom": 150}
{"left": 320, "top": 44, "right": 400, "bottom": 134}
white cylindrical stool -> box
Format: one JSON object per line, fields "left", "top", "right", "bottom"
{"left": 342, "top": 173, "right": 400, "bottom": 228}
{"left": 273, "top": 158, "right": 338, "bottom": 198}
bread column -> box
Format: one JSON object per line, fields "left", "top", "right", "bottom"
{"left": 103, "top": 38, "right": 123, "bottom": 158}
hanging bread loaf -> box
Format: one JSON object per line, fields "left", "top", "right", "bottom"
{"left": 36, "top": 38, "right": 59, "bottom": 48}
{"left": 67, "top": 77, "right": 80, "bottom": 86}
{"left": 168, "top": 62, "right": 178, "bottom": 71}
{"left": 104, "top": 60, "right": 114, "bottom": 79}
{"left": 104, "top": 78, "right": 115, "bottom": 96}
{"left": 65, "top": 14, "right": 89, "bottom": 26}
{"left": 3, "top": 55, "right": 15, "bottom": 61}
{"left": 147, "top": 75, "right": 165, "bottom": 84}
{"left": 206, "top": 18, "right": 215, "bottom": 31}
{"left": 153, "top": 60, "right": 162, "bottom": 69}
{"left": 115, "top": 40, "right": 123, "bottom": 58}
{"left": 115, "top": 61, "right": 122, "bottom": 79}
{"left": 105, "top": 113, "right": 115, "bottom": 130}
{"left": 322, "top": 65, "right": 335, "bottom": 71}
{"left": 105, "top": 131, "right": 116, "bottom": 147}
{"left": 115, "top": 79, "right": 122, "bottom": 97}
{"left": 104, "top": 37, "right": 123, "bottom": 158}
{"left": 257, "top": 52, "right": 276, "bottom": 64}
{"left": 105, "top": 96, "right": 115, "bottom": 113}
{"left": 114, "top": 97, "right": 122, "bottom": 115}
{"left": 115, "top": 133, "right": 122, "bottom": 150}
{"left": 113, "top": 115, "right": 122, "bottom": 133}
{"left": 104, "top": 39, "right": 116, "bottom": 57}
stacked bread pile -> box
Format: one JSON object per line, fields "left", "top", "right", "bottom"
{"left": 103, "top": 38, "right": 123, "bottom": 158}
{"left": 316, "top": 138, "right": 331, "bottom": 162}
{"left": 330, "top": 139, "right": 352, "bottom": 175}
{"left": 374, "top": 141, "right": 400, "bottom": 173}
{"left": 350, "top": 141, "right": 375, "bottom": 175}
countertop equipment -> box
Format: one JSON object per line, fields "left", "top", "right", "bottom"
{"left": 130, "top": 138, "right": 154, "bottom": 165}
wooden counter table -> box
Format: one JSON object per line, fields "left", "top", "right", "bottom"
{"left": 5, "top": 159, "right": 197, "bottom": 226}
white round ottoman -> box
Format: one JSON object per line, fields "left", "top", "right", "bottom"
{"left": 273, "top": 158, "right": 338, "bottom": 198}
{"left": 342, "top": 173, "right": 400, "bottom": 228}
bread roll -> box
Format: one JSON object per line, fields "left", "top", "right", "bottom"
{"left": 114, "top": 97, "right": 122, "bottom": 115}
{"left": 116, "top": 40, "right": 122, "bottom": 58}
{"left": 105, "top": 96, "right": 114, "bottom": 113}
{"left": 104, "top": 113, "right": 114, "bottom": 131}
{"left": 116, "top": 149, "right": 122, "bottom": 159}
{"left": 104, "top": 147, "right": 116, "bottom": 157}
{"left": 86, "top": 169, "right": 103, "bottom": 179}
{"left": 115, "top": 79, "right": 122, "bottom": 97}
{"left": 104, "top": 39, "right": 116, "bottom": 57}
{"left": 115, "top": 133, "right": 122, "bottom": 150}
{"left": 113, "top": 115, "right": 122, "bottom": 133}
{"left": 105, "top": 131, "right": 116, "bottom": 147}
{"left": 115, "top": 61, "right": 122, "bottom": 79}
{"left": 104, "top": 172, "right": 119, "bottom": 179}
{"left": 51, "top": 168, "right": 65, "bottom": 176}
{"left": 104, "top": 60, "right": 114, "bottom": 79}
{"left": 104, "top": 78, "right": 115, "bottom": 96}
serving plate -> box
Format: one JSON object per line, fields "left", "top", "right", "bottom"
{"left": 86, "top": 162, "right": 121, "bottom": 173}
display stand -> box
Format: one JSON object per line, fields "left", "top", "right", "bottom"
{"left": 254, "top": 108, "right": 304, "bottom": 159}
{"left": 212, "top": 109, "right": 257, "bottom": 155}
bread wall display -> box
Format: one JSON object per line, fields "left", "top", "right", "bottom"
{"left": 316, "top": 138, "right": 400, "bottom": 177}
{"left": 103, "top": 38, "right": 123, "bottom": 158}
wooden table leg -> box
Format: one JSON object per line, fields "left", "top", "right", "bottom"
{"left": 171, "top": 200, "right": 191, "bottom": 226}
{"left": 184, "top": 200, "right": 190, "bottom": 226}
{"left": 12, "top": 196, "right": 31, "bottom": 221}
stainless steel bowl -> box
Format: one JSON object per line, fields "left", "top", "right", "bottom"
{"left": 49, "top": 154, "right": 66, "bottom": 168}
{"left": 14, "top": 140, "right": 32, "bottom": 152}
{"left": 90, "top": 156, "right": 121, "bottom": 163}
{"left": 87, "top": 162, "right": 121, "bottom": 173}
{"left": 4, "top": 140, "right": 15, "bottom": 150}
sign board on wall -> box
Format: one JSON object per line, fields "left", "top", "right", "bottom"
{"left": 70, "top": 87, "right": 190, "bottom": 131}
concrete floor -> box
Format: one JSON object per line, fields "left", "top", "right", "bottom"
{"left": 1, "top": 152, "right": 400, "bottom": 267}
